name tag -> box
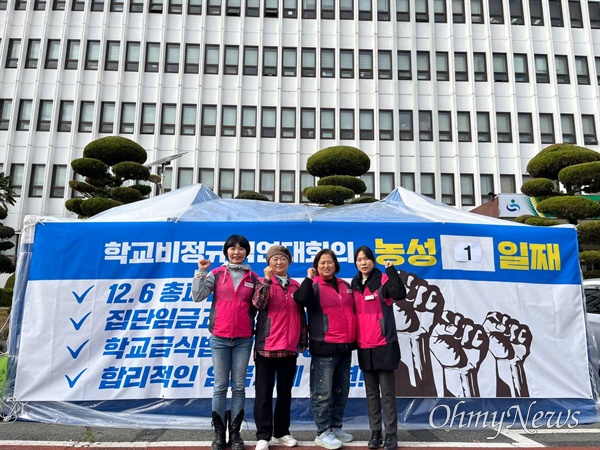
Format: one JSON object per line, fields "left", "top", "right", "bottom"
{"left": 365, "top": 295, "right": 375, "bottom": 301}
{"left": 346, "top": 289, "right": 353, "bottom": 294}
{"left": 244, "top": 282, "right": 254, "bottom": 288}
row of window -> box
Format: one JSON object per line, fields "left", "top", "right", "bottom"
{"left": 1, "top": 100, "right": 596, "bottom": 145}
{"left": 5, "top": 0, "right": 600, "bottom": 30}
{"left": 5, "top": 162, "right": 520, "bottom": 207}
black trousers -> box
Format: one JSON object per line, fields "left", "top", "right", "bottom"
{"left": 253, "top": 354, "right": 298, "bottom": 441}
{"left": 363, "top": 369, "right": 397, "bottom": 434}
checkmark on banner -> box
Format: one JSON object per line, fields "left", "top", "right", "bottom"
{"left": 65, "top": 369, "right": 86, "bottom": 388}
{"left": 72, "top": 285, "right": 94, "bottom": 304}
{"left": 70, "top": 312, "right": 92, "bottom": 330}
{"left": 67, "top": 340, "right": 89, "bottom": 358}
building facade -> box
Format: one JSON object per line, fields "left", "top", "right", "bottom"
{"left": 1, "top": 0, "right": 600, "bottom": 234}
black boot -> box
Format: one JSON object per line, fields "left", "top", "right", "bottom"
{"left": 228, "top": 409, "right": 245, "bottom": 450}
{"left": 383, "top": 434, "right": 397, "bottom": 450}
{"left": 368, "top": 430, "right": 383, "bottom": 449}
{"left": 211, "top": 412, "right": 226, "bottom": 450}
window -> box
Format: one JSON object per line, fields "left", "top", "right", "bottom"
{"left": 223, "top": 46, "right": 239, "bottom": 75}
{"left": 221, "top": 105, "right": 237, "bottom": 136}
{"left": 37, "top": 100, "right": 53, "bottom": 132}
{"left": 397, "top": 50, "right": 411, "bottom": 80}
{"left": 590, "top": 1, "right": 600, "bottom": 28}
{"left": 539, "top": 113, "right": 555, "bottom": 144}
{"left": 301, "top": 48, "right": 316, "bottom": 77}
{"left": 130, "top": 0, "right": 143, "bottom": 11}
{"left": 477, "top": 112, "right": 491, "bottom": 142}
{"left": 17, "top": 100, "right": 32, "bottom": 131}
{"left": 188, "top": 0, "right": 201, "bottom": 14}
{"left": 28, "top": 165, "right": 45, "bottom": 198}
{"left": 34, "top": 0, "right": 46, "bottom": 9}
{"left": 302, "top": 0, "right": 316, "bottom": 18}
{"left": 15, "top": 0, "right": 26, "bottom": 9}
{"left": 120, "top": 102, "right": 135, "bottom": 134}
{"left": 379, "top": 110, "right": 393, "bottom": 140}
{"left": 263, "top": 47, "right": 278, "bottom": 76}
{"left": 583, "top": 115, "right": 598, "bottom": 145}
{"left": 178, "top": 168, "right": 194, "bottom": 189}
{"left": 452, "top": 0, "right": 465, "bottom": 23}
{"left": 239, "top": 169, "right": 255, "bottom": 193}
{"left": 421, "top": 173, "right": 435, "bottom": 199}
{"left": 418, "top": 110, "right": 433, "bottom": 141}
{"left": 165, "top": 44, "right": 180, "bottom": 73}
{"left": 91, "top": 0, "right": 104, "bottom": 9}
{"left": 378, "top": 50, "right": 392, "bottom": 79}
{"left": 243, "top": 46, "right": 258, "bottom": 75}
{"left": 358, "top": 0, "right": 370, "bottom": 20}
{"left": 436, "top": 52, "right": 449, "bottom": 81}
{"left": 569, "top": 1, "right": 583, "bottom": 28}
{"left": 480, "top": 174, "right": 494, "bottom": 204}
{"left": 555, "top": 55, "right": 570, "bottom": 84}
{"left": 473, "top": 52, "right": 487, "bottom": 81}
{"left": 493, "top": 53, "right": 508, "bottom": 82}
{"left": 85, "top": 40, "right": 100, "bottom": 70}
{"left": 199, "top": 168, "right": 214, "bottom": 190}
{"left": 301, "top": 108, "right": 316, "bottom": 138}
{"left": 359, "top": 50, "right": 373, "bottom": 79}
{"left": 340, "top": 109, "right": 354, "bottom": 139}
{"left": 359, "top": 110, "right": 374, "bottom": 140}
{"left": 181, "top": 104, "right": 196, "bottom": 135}
{"left": 471, "top": 0, "right": 483, "bottom": 23}
{"left": 65, "top": 40, "right": 80, "bottom": 70}
{"left": 457, "top": 111, "right": 471, "bottom": 141}
{"left": 561, "top": 114, "right": 576, "bottom": 143}
{"left": 201, "top": 105, "right": 217, "bottom": 136}
{"left": 576, "top": 56, "right": 590, "bottom": 85}
{"left": 380, "top": 172, "right": 394, "bottom": 197}
{"left": 245, "top": 0, "right": 259, "bottom": 16}
{"left": 168, "top": 0, "right": 182, "bottom": 13}
{"left": 321, "top": 0, "right": 334, "bottom": 18}
{"left": 454, "top": 52, "right": 468, "bottom": 81}
{"left": 417, "top": 51, "right": 430, "bottom": 80}
{"left": 104, "top": 41, "right": 120, "bottom": 71}
{"left": 500, "top": 174, "right": 516, "bottom": 193}
{"left": 162, "top": 168, "right": 173, "bottom": 193}
{"left": 489, "top": 0, "right": 504, "bottom": 23}
{"left": 399, "top": 110, "right": 413, "bottom": 140}
{"left": 125, "top": 42, "right": 140, "bottom": 72}
{"left": 264, "top": 0, "right": 278, "bottom": 17}
{"left": 10, "top": 164, "right": 24, "bottom": 197}
{"left": 321, "top": 49, "right": 335, "bottom": 78}
{"left": 283, "top": 0, "right": 297, "bottom": 17}
{"left": 535, "top": 54, "right": 549, "bottom": 83}
{"left": 44, "top": 40, "right": 60, "bottom": 69}
{"left": 415, "top": 0, "right": 428, "bottom": 21}
{"left": 219, "top": 169, "right": 234, "bottom": 198}
{"left": 140, "top": 103, "right": 156, "bottom": 134}
{"left": 260, "top": 170, "right": 275, "bottom": 200}
{"left": 53, "top": 0, "right": 66, "bottom": 9}
{"left": 207, "top": 0, "right": 221, "bottom": 14}
{"left": 161, "top": 104, "right": 176, "bottom": 135}
{"left": 261, "top": 107, "right": 276, "bottom": 138}
{"left": 441, "top": 174, "right": 455, "bottom": 205}
{"left": 321, "top": 108, "right": 335, "bottom": 139}
{"left": 25, "top": 39, "right": 40, "bottom": 69}
{"left": 281, "top": 108, "right": 296, "bottom": 138}
{"left": 549, "top": 0, "right": 563, "bottom": 26}
{"left": 496, "top": 112, "right": 512, "bottom": 143}
{"left": 514, "top": 53, "right": 528, "bottom": 82}
{"left": 78, "top": 101, "right": 94, "bottom": 132}
{"left": 530, "top": 0, "right": 544, "bottom": 25}
{"left": 99, "top": 102, "right": 115, "bottom": 133}
{"left": 460, "top": 174, "right": 475, "bottom": 206}
{"left": 438, "top": 111, "right": 452, "bottom": 142}
{"left": 340, "top": 49, "right": 354, "bottom": 78}
{"left": 509, "top": 0, "right": 524, "bottom": 24}
{"left": 300, "top": 171, "right": 315, "bottom": 202}
{"left": 361, "top": 173, "right": 374, "bottom": 197}
{"left": 377, "top": 0, "right": 390, "bottom": 20}
{"left": 185, "top": 44, "right": 200, "bottom": 74}
{"left": 518, "top": 113, "right": 533, "bottom": 143}
{"left": 396, "top": 0, "right": 409, "bottom": 20}
{"left": 400, "top": 173, "right": 415, "bottom": 191}
{"left": 50, "top": 165, "right": 67, "bottom": 198}
{"left": 0, "top": 100, "right": 11, "bottom": 130}
{"left": 434, "top": 0, "right": 446, "bottom": 22}
{"left": 241, "top": 106, "right": 257, "bottom": 137}
{"left": 596, "top": 58, "right": 600, "bottom": 84}
{"left": 280, "top": 171, "right": 295, "bottom": 203}
{"left": 204, "top": 45, "right": 220, "bottom": 74}
{"left": 57, "top": 101, "right": 74, "bottom": 132}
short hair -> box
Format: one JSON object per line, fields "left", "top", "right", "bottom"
{"left": 312, "top": 248, "right": 341, "bottom": 274}
{"left": 222, "top": 234, "right": 251, "bottom": 258}
{"left": 354, "top": 246, "right": 375, "bottom": 265}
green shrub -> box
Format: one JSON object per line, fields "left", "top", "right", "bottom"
{"left": 526, "top": 143, "right": 600, "bottom": 180}
{"left": 306, "top": 146, "right": 370, "bottom": 177}
{"left": 348, "top": 196, "right": 378, "bottom": 204}
{"left": 536, "top": 196, "right": 600, "bottom": 224}
{"left": 305, "top": 185, "right": 355, "bottom": 205}
{"left": 131, "top": 184, "right": 153, "bottom": 196}
{"left": 318, "top": 175, "right": 367, "bottom": 195}
{"left": 579, "top": 250, "right": 600, "bottom": 266}
{"left": 236, "top": 191, "right": 270, "bottom": 201}
{"left": 111, "top": 187, "right": 143, "bottom": 204}
{"left": 0, "top": 226, "right": 14, "bottom": 240}
{"left": 112, "top": 161, "right": 151, "bottom": 180}
{"left": 65, "top": 198, "right": 85, "bottom": 216}
{"left": 584, "top": 270, "right": 600, "bottom": 279}
{"left": 577, "top": 221, "right": 600, "bottom": 244}
{"left": 558, "top": 161, "right": 600, "bottom": 194}
{"left": 520, "top": 178, "right": 555, "bottom": 197}
{"left": 0, "top": 255, "right": 14, "bottom": 274}
{"left": 71, "top": 158, "right": 110, "bottom": 178}
{"left": 5, "top": 273, "right": 15, "bottom": 289}
{"left": 80, "top": 198, "right": 123, "bottom": 217}
{"left": 524, "top": 217, "right": 560, "bottom": 226}
{"left": 0, "top": 287, "right": 13, "bottom": 307}
{"left": 515, "top": 214, "right": 536, "bottom": 224}
{"left": 83, "top": 136, "right": 147, "bottom": 166}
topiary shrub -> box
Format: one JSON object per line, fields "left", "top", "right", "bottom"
{"left": 4, "top": 273, "right": 15, "bottom": 289}
{"left": 536, "top": 196, "right": 600, "bottom": 225}
{"left": 0, "top": 288, "right": 12, "bottom": 307}
{"left": 83, "top": 136, "right": 147, "bottom": 165}
{"left": 579, "top": 250, "right": 600, "bottom": 266}
{"left": 578, "top": 221, "right": 600, "bottom": 244}
{"left": 304, "top": 185, "right": 355, "bottom": 205}
{"left": 318, "top": 175, "right": 367, "bottom": 195}
{"left": 520, "top": 178, "right": 555, "bottom": 197}
{"left": 112, "top": 161, "right": 151, "bottom": 180}
{"left": 524, "top": 217, "right": 560, "bottom": 226}
{"left": 558, "top": 161, "right": 600, "bottom": 194}
{"left": 80, "top": 198, "right": 123, "bottom": 217}
{"left": 111, "top": 186, "right": 143, "bottom": 204}
{"left": 526, "top": 143, "right": 600, "bottom": 180}
{"left": 515, "top": 214, "right": 536, "bottom": 224}
{"left": 306, "top": 146, "right": 371, "bottom": 177}
{"left": 348, "top": 196, "right": 378, "bottom": 204}
{"left": 236, "top": 191, "right": 270, "bottom": 201}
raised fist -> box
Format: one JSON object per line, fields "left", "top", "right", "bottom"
{"left": 198, "top": 259, "right": 211, "bottom": 270}
{"left": 264, "top": 266, "right": 273, "bottom": 280}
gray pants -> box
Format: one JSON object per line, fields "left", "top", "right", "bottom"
{"left": 363, "top": 370, "right": 397, "bottom": 434}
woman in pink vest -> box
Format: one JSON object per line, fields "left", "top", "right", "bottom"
{"left": 351, "top": 246, "right": 406, "bottom": 450}
{"left": 192, "top": 234, "right": 258, "bottom": 450}
{"left": 252, "top": 245, "right": 307, "bottom": 450}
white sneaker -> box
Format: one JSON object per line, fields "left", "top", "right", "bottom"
{"left": 271, "top": 435, "right": 298, "bottom": 447}
{"left": 331, "top": 428, "right": 353, "bottom": 443}
{"left": 314, "top": 430, "right": 342, "bottom": 450}
{"left": 256, "top": 439, "right": 269, "bottom": 450}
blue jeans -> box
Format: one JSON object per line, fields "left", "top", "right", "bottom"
{"left": 309, "top": 352, "right": 352, "bottom": 434}
{"left": 210, "top": 335, "right": 253, "bottom": 419}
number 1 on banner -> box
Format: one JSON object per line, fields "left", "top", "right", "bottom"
{"left": 440, "top": 235, "right": 495, "bottom": 271}
{"left": 455, "top": 242, "right": 482, "bottom": 263}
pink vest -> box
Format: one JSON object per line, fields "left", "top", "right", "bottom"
{"left": 309, "top": 276, "right": 356, "bottom": 344}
